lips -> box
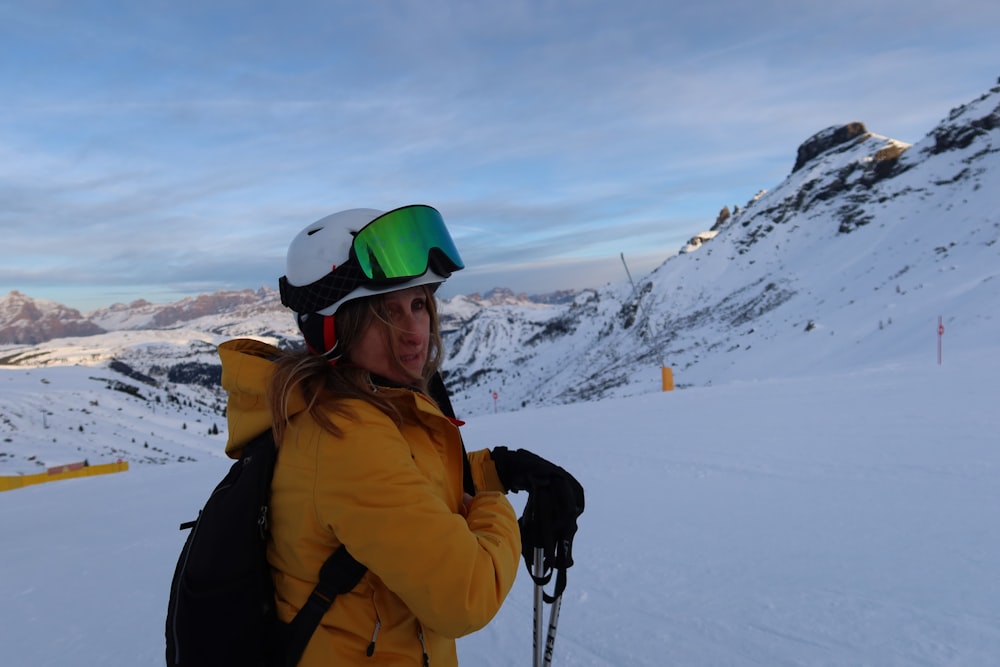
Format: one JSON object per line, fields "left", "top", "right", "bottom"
{"left": 400, "top": 351, "right": 425, "bottom": 367}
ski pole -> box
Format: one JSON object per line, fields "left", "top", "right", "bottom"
{"left": 532, "top": 547, "right": 545, "bottom": 667}
{"left": 543, "top": 592, "right": 562, "bottom": 667}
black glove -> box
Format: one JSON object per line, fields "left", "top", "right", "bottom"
{"left": 491, "top": 447, "right": 585, "bottom": 601}
{"left": 492, "top": 447, "right": 571, "bottom": 493}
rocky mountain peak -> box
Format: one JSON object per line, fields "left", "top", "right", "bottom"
{"left": 0, "top": 291, "right": 105, "bottom": 345}
{"left": 792, "top": 122, "right": 869, "bottom": 173}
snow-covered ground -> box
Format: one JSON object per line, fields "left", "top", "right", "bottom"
{"left": 2, "top": 340, "right": 997, "bottom": 666}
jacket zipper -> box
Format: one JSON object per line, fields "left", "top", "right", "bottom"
{"left": 417, "top": 626, "right": 430, "bottom": 666}
{"left": 365, "top": 617, "right": 381, "bottom": 657}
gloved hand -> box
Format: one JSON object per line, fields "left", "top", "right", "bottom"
{"left": 491, "top": 446, "right": 576, "bottom": 494}
{"left": 491, "top": 447, "right": 585, "bottom": 601}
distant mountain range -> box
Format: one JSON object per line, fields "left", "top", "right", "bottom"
{"left": 2, "top": 78, "right": 998, "bottom": 421}
{"left": 0, "top": 287, "right": 576, "bottom": 346}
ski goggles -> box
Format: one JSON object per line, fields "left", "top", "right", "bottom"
{"left": 279, "top": 205, "right": 464, "bottom": 314}
{"left": 350, "top": 205, "right": 464, "bottom": 282}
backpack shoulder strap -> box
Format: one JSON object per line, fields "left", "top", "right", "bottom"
{"left": 428, "top": 371, "right": 477, "bottom": 496}
{"left": 282, "top": 545, "right": 367, "bottom": 666}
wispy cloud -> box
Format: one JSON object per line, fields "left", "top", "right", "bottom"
{"left": 1, "top": 0, "right": 997, "bottom": 310}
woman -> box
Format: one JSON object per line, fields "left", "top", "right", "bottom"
{"left": 218, "top": 206, "right": 570, "bottom": 666}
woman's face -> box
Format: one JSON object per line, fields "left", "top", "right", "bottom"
{"left": 351, "top": 286, "right": 431, "bottom": 385}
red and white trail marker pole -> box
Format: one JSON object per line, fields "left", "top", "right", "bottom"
{"left": 492, "top": 391, "right": 499, "bottom": 414}
{"left": 938, "top": 316, "right": 945, "bottom": 365}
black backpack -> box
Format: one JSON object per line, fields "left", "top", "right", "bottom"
{"left": 165, "top": 429, "right": 367, "bottom": 667}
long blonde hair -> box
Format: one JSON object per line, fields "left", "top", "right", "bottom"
{"left": 267, "top": 285, "right": 444, "bottom": 445}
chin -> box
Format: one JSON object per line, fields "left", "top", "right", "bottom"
{"left": 386, "top": 365, "right": 422, "bottom": 385}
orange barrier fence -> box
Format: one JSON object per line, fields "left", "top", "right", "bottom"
{"left": 0, "top": 461, "right": 129, "bottom": 492}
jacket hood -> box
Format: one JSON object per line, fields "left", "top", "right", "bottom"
{"left": 218, "top": 338, "right": 456, "bottom": 461}
{"left": 218, "top": 338, "right": 306, "bottom": 459}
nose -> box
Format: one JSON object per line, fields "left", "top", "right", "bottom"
{"left": 395, "top": 310, "right": 423, "bottom": 340}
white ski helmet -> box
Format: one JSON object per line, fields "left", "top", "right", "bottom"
{"left": 278, "top": 205, "right": 463, "bottom": 357}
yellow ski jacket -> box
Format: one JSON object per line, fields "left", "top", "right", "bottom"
{"left": 218, "top": 339, "right": 521, "bottom": 666}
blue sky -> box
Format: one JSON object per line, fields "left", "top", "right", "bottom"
{"left": 2, "top": 0, "right": 997, "bottom": 311}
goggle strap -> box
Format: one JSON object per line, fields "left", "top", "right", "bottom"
{"left": 278, "top": 262, "right": 369, "bottom": 314}
{"left": 426, "top": 247, "right": 462, "bottom": 279}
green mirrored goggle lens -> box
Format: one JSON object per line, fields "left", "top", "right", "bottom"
{"left": 351, "top": 205, "right": 465, "bottom": 281}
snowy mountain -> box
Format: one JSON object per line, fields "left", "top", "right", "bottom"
{"left": 0, "top": 287, "right": 560, "bottom": 345}
{"left": 1, "top": 79, "right": 997, "bottom": 472}
{"left": 441, "top": 81, "right": 999, "bottom": 411}
{"left": 86, "top": 288, "right": 281, "bottom": 331}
